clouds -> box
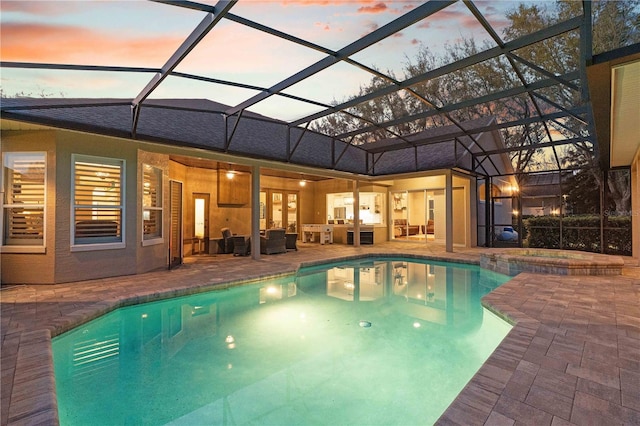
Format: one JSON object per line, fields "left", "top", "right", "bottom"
{"left": 357, "top": 2, "right": 388, "bottom": 14}
{"left": 416, "top": 3, "right": 510, "bottom": 34}
{"left": 1, "top": 22, "right": 183, "bottom": 66}
{"left": 0, "top": 0, "right": 516, "bottom": 103}
{"left": 0, "top": 1, "right": 77, "bottom": 16}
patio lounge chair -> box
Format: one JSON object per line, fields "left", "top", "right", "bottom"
{"left": 260, "top": 228, "right": 287, "bottom": 254}
{"left": 221, "top": 228, "right": 235, "bottom": 253}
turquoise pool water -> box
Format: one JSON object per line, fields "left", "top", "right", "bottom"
{"left": 53, "top": 258, "right": 512, "bottom": 425}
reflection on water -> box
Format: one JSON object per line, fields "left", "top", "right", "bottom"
{"left": 53, "top": 259, "right": 511, "bottom": 426}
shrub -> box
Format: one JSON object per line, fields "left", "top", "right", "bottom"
{"left": 524, "top": 215, "right": 631, "bottom": 256}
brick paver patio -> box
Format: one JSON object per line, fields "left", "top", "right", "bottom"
{"left": 1, "top": 242, "right": 638, "bottom": 425}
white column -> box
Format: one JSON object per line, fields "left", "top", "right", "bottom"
{"left": 251, "top": 165, "right": 261, "bottom": 260}
{"left": 445, "top": 170, "right": 453, "bottom": 252}
{"left": 353, "top": 180, "right": 360, "bottom": 246}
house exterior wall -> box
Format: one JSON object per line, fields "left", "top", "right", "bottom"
{"left": 2, "top": 127, "right": 324, "bottom": 284}
{"left": 1, "top": 130, "right": 57, "bottom": 284}
{"left": 632, "top": 148, "right": 639, "bottom": 263}
{"left": 53, "top": 131, "right": 138, "bottom": 283}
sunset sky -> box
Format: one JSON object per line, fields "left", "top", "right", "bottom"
{"left": 1, "top": 0, "right": 520, "bottom": 121}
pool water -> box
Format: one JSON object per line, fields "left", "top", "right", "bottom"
{"left": 53, "top": 258, "right": 512, "bottom": 425}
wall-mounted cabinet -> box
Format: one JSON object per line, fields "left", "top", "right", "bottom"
{"left": 217, "top": 169, "right": 250, "bottom": 206}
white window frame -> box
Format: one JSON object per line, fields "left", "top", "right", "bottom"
{"left": 142, "top": 164, "right": 163, "bottom": 246}
{"left": 1, "top": 152, "right": 47, "bottom": 253}
{"left": 71, "top": 154, "right": 126, "bottom": 252}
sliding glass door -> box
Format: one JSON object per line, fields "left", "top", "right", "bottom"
{"left": 392, "top": 189, "right": 441, "bottom": 242}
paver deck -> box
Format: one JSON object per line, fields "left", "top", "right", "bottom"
{"left": 1, "top": 241, "right": 639, "bottom": 425}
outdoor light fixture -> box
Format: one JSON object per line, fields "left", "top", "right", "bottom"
{"left": 299, "top": 179, "right": 306, "bottom": 187}
{"left": 226, "top": 170, "right": 235, "bottom": 179}
{"left": 512, "top": 210, "right": 519, "bottom": 216}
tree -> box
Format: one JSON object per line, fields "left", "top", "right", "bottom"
{"left": 311, "top": 0, "right": 637, "bottom": 212}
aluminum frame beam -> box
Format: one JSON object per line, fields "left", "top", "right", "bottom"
{"left": 336, "top": 71, "right": 580, "bottom": 141}
{"left": 360, "top": 107, "right": 589, "bottom": 154}
{"left": 133, "top": 1, "right": 235, "bottom": 106}
{"left": 225, "top": 0, "right": 454, "bottom": 116}
{"left": 131, "top": 0, "right": 236, "bottom": 136}
{"left": 475, "top": 135, "right": 592, "bottom": 157}
{"left": 292, "top": 15, "right": 582, "bottom": 127}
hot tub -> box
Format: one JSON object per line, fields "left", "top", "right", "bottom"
{"left": 480, "top": 248, "right": 624, "bottom": 276}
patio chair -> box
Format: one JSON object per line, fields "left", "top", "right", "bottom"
{"left": 260, "top": 228, "right": 287, "bottom": 255}
{"left": 232, "top": 235, "right": 250, "bottom": 256}
{"left": 221, "top": 228, "right": 235, "bottom": 254}
{"left": 285, "top": 233, "right": 298, "bottom": 251}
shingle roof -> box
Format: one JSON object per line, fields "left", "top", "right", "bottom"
{"left": 1, "top": 98, "right": 501, "bottom": 177}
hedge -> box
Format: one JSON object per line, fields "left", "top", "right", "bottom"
{"left": 524, "top": 215, "right": 631, "bottom": 256}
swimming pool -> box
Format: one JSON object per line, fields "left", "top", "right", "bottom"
{"left": 53, "top": 258, "right": 512, "bottom": 425}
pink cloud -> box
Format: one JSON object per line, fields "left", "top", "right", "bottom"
{"left": 315, "top": 22, "right": 332, "bottom": 31}
{"left": 416, "top": 8, "right": 492, "bottom": 32}
{"left": 281, "top": 0, "right": 379, "bottom": 6}
{"left": 0, "top": 1, "right": 76, "bottom": 15}
{"left": 0, "top": 23, "right": 184, "bottom": 66}
{"left": 357, "top": 2, "right": 388, "bottom": 14}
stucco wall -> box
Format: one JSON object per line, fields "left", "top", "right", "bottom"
{"left": 54, "top": 131, "right": 138, "bottom": 283}
{"left": 632, "top": 148, "right": 639, "bottom": 264}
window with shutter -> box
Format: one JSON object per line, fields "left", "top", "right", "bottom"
{"left": 142, "top": 164, "right": 162, "bottom": 243}
{"left": 72, "top": 155, "right": 125, "bottom": 250}
{"left": 2, "top": 152, "right": 46, "bottom": 251}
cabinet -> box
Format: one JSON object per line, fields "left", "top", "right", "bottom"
{"left": 347, "top": 228, "right": 374, "bottom": 245}
{"left": 217, "top": 169, "right": 250, "bottom": 205}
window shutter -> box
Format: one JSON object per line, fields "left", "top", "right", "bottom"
{"left": 3, "top": 153, "right": 46, "bottom": 246}
{"left": 73, "top": 159, "right": 123, "bottom": 243}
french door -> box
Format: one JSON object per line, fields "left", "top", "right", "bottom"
{"left": 260, "top": 190, "right": 299, "bottom": 234}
